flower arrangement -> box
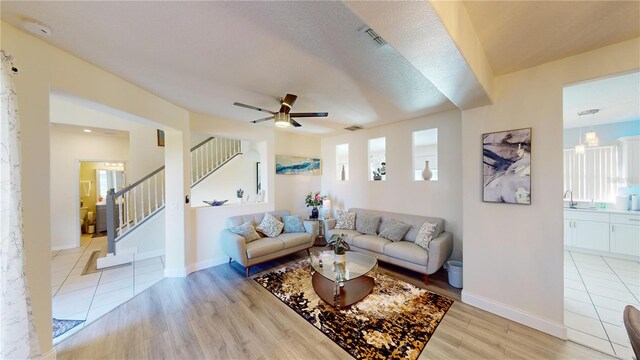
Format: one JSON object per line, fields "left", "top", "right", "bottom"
{"left": 304, "top": 192, "right": 326, "bottom": 208}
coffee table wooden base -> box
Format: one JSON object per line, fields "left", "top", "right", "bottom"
{"left": 312, "top": 271, "right": 374, "bottom": 308}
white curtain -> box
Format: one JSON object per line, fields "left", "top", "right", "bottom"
{"left": 1, "top": 51, "right": 42, "bottom": 359}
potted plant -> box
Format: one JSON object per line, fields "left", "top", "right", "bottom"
{"left": 327, "top": 233, "right": 350, "bottom": 263}
{"left": 236, "top": 188, "right": 244, "bottom": 198}
{"left": 304, "top": 192, "right": 326, "bottom": 219}
{"left": 372, "top": 168, "right": 382, "bottom": 181}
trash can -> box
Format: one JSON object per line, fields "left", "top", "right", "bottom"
{"left": 88, "top": 224, "right": 95, "bottom": 234}
{"left": 447, "top": 260, "right": 463, "bottom": 289}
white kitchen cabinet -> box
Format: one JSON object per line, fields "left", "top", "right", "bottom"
{"left": 619, "top": 136, "right": 640, "bottom": 187}
{"left": 610, "top": 213, "right": 640, "bottom": 257}
{"left": 610, "top": 224, "right": 640, "bottom": 257}
{"left": 564, "top": 219, "right": 573, "bottom": 246}
{"left": 572, "top": 220, "right": 610, "bottom": 252}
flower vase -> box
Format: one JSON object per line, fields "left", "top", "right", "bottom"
{"left": 341, "top": 164, "right": 346, "bottom": 181}
{"left": 422, "top": 160, "right": 433, "bottom": 181}
{"left": 310, "top": 206, "right": 319, "bottom": 219}
{"left": 334, "top": 253, "right": 346, "bottom": 264}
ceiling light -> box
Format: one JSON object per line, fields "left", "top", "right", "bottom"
{"left": 274, "top": 113, "right": 290, "bottom": 128}
{"left": 83, "top": 129, "right": 92, "bottom": 133}
{"left": 21, "top": 19, "right": 52, "bottom": 37}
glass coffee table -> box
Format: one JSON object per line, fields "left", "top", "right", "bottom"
{"left": 309, "top": 251, "right": 378, "bottom": 309}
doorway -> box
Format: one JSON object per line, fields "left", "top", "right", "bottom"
{"left": 562, "top": 71, "right": 640, "bottom": 359}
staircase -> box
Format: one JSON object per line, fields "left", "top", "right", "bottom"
{"left": 102, "top": 136, "right": 242, "bottom": 262}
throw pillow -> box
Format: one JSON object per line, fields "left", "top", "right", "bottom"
{"left": 355, "top": 213, "right": 381, "bottom": 236}
{"left": 283, "top": 215, "right": 306, "bottom": 233}
{"left": 378, "top": 219, "right": 411, "bottom": 242}
{"left": 335, "top": 209, "right": 356, "bottom": 230}
{"left": 415, "top": 221, "right": 438, "bottom": 250}
{"left": 256, "top": 213, "right": 284, "bottom": 238}
{"left": 229, "top": 221, "right": 261, "bottom": 243}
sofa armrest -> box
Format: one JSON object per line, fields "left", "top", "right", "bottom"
{"left": 220, "top": 229, "right": 249, "bottom": 266}
{"left": 426, "top": 231, "right": 453, "bottom": 274}
{"left": 324, "top": 218, "right": 336, "bottom": 234}
{"left": 303, "top": 221, "right": 319, "bottom": 235}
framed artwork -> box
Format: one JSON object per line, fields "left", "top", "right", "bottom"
{"left": 157, "top": 129, "right": 165, "bottom": 147}
{"left": 483, "top": 128, "right": 531, "bottom": 204}
{"left": 256, "top": 162, "right": 262, "bottom": 194}
{"left": 275, "top": 155, "right": 321, "bottom": 175}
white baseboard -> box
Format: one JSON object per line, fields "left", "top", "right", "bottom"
{"left": 43, "top": 347, "right": 57, "bottom": 360}
{"left": 134, "top": 248, "right": 165, "bottom": 261}
{"left": 164, "top": 267, "right": 187, "bottom": 277}
{"left": 462, "top": 290, "right": 567, "bottom": 339}
{"left": 186, "top": 256, "right": 228, "bottom": 274}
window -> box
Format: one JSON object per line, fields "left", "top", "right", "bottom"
{"left": 413, "top": 128, "right": 438, "bottom": 181}
{"left": 336, "top": 144, "right": 349, "bottom": 181}
{"left": 563, "top": 146, "right": 619, "bottom": 202}
{"left": 368, "top": 137, "right": 386, "bottom": 181}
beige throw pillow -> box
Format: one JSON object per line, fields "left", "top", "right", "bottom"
{"left": 415, "top": 221, "right": 438, "bottom": 250}
{"left": 335, "top": 209, "right": 356, "bottom": 230}
{"left": 256, "top": 213, "right": 284, "bottom": 238}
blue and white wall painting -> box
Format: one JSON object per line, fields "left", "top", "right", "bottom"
{"left": 483, "top": 128, "right": 531, "bottom": 204}
{"left": 275, "top": 155, "right": 321, "bottom": 175}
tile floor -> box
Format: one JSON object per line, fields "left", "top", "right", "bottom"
{"left": 51, "top": 234, "right": 165, "bottom": 344}
{"left": 565, "top": 250, "right": 639, "bottom": 359}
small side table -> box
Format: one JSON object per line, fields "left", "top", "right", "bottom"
{"left": 306, "top": 218, "right": 331, "bottom": 246}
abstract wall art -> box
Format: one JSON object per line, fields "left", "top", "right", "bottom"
{"left": 275, "top": 155, "right": 321, "bottom": 175}
{"left": 483, "top": 128, "right": 531, "bottom": 204}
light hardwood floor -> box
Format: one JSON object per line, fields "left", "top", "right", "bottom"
{"left": 56, "top": 248, "right": 615, "bottom": 359}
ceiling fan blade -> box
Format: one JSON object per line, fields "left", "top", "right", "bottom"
{"left": 234, "top": 102, "right": 276, "bottom": 114}
{"left": 279, "top": 94, "right": 298, "bottom": 114}
{"left": 289, "top": 112, "right": 328, "bottom": 117}
{"left": 250, "top": 116, "right": 275, "bottom": 124}
{"left": 290, "top": 118, "right": 302, "bottom": 127}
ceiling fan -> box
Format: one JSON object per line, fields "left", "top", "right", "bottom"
{"left": 233, "top": 93, "right": 328, "bottom": 128}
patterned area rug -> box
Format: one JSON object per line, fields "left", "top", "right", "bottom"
{"left": 254, "top": 259, "right": 453, "bottom": 360}
{"left": 52, "top": 318, "right": 84, "bottom": 339}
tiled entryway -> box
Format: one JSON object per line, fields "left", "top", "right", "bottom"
{"left": 564, "top": 250, "right": 639, "bottom": 359}
{"left": 51, "top": 235, "right": 165, "bottom": 344}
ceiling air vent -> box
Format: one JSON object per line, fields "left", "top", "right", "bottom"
{"left": 364, "top": 27, "right": 386, "bottom": 46}
{"left": 344, "top": 125, "right": 364, "bottom": 131}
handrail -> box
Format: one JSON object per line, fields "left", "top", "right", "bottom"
{"left": 106, "top": 135, "right": 242, "bottom": 256}
{"left": 115, "top": 166, "right": 165, "bottom": 198}
{"left": 190, "top": 137, "right": 214, "bottom": 152}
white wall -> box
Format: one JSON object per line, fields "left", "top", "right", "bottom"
{"left": 191, "top": 152, "right": 257, "bottom": 206}
{"left": 461, "top": 38, "right": 640, "bottom": 338}
{"left": 274, "top": 131, "right": 322, "bottom": 217}
{"left": 50, "top": 128, "right": 129, "bottom": 250}
{"left": 321, "top": 109, "right": 463, "bottom": 259}
{"left": 2, "top": 20, "right": 190, "bottom": 355}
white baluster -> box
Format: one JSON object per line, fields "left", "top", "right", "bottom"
{"left": 161, "top": 170, "right": 165, "bottom": 206}
{"left": 154, "top": 174, "right": 158, "bottom": 210}
{"left": 118, "top": 196, "right": 123, "bottom": 234}
{"left": 147, "top": 178, "right": 152, "bottom": 214}
{"left": 133, "top": 187, "right": 138, "bottom": 225}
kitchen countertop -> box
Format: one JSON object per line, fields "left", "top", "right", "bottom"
{"left": 563, "top": 207, "right": 640, "bottom": 215}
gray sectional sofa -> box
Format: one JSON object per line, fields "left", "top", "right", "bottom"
{"left": 221, "top": 210, "right": 317, "bottom": 276}
{"left": 324, "top": 208, "right": 453, "bottom": 284}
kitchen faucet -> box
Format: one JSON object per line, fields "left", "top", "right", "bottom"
{"left": 564, "top": 190, "right": 577, "bottom": 208}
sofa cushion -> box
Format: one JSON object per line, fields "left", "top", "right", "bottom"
{"left": 226, "top": 210, "right": 290, "bottom": 228}
{"left": 378, "top": 219, "right": 411, "bottom": 242}
{"left": 282, "top": 215, "right": 306, "bottom": 233}
{"left": 246, "top": 238, "right": 284, "bottom": 259}
{"left": 277, "top": 232, "right": 312, "bottom": 249}
{"left": 355, "top": 213, "right": 381, "bottom": 236}
{"left": 256, "top": 213, "right": 284, "bottom": 238}
{"left": 326, "top": 229, "right": 362, "bottom": 245}
{"left": 335, "top": 209, "right": 356, "bottom": 230}
{"left": 415, "top": 221, "right": 438, "bottom": 250}
{"left": 384, "top": 241, "right": 429, "bottom": 266}
{"left": 349, "top": 208, "right": 444, "bottom": 243}
{"left": 353, "top": 235, "right": 391, "bottom": 253}
{"left": 229, "top": 221, "right": 261, "bottom": 243}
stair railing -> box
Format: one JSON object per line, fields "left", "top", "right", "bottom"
{"left": 106, "top": 166, "right": 165, "bottom": 254}
{"left": 191, "top": 137, "right": 242, "bottom": 187}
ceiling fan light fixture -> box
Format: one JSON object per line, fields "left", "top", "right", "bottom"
{"left": 274, "top": 113, "right": 290, "bottom": 128}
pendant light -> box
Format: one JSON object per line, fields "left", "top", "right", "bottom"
{"left": 575, "top": 124, "right": 585, "bottom": 155}
{"left": 578, "top": 109, "right": 600, "bottom": 147}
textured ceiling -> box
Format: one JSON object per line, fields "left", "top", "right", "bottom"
{"left": 563, "top": 71, "right": 640, "bottom": 129}
{"left": 1, "top": 1, "right": 456, "bottom": 135}
{"left": 464, "top": 1, "right": 640, "bottom": 75}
